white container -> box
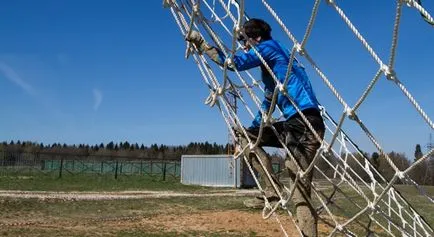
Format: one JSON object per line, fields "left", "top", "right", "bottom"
{"left": 181, "top": 155, "right": 256, "bottom": 188}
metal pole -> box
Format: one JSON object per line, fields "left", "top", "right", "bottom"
{"left": 58, "top": 158, "right": 64, "bottom": 179}
{"left": 162, "top": 158, "right": 167, "bottom": 181}
{"left": 115, "top": 160, "right": 119, "bottom": 179}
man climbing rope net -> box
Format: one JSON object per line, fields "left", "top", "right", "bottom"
{"left": 187, "top": 18, "right": 325, "bottom": 237}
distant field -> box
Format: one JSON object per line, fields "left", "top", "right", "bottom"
{"left": 0, "top": 175, "right": 433, "bottom": 236}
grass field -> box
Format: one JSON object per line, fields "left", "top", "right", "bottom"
{"left": 0, "top": 173, "right": 204, "bottom": 192}
{"left": 0, "top": 174, "right": 433, "bottom": 236}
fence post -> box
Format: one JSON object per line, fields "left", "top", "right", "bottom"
{"left": 1, "top": 150, "right": 4, "bottom": 167}
{"left": 162, "top": 159, "right": 167, "bottom": 181}
{"left": 0, "top": 150, "right": 3, "bottom": 175}
{"left": 114, "top": 161, "right": 119, "bottom": 179}
{"left": 58, "top": 158, "right": 64, "bottom": 179}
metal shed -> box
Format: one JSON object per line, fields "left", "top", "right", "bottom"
{"left": 180, "top": 155, "right": 256, "bottom": 188}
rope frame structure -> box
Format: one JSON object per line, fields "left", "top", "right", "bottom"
{"left": 163, "top": 0, "right": 433, "bottom": 236}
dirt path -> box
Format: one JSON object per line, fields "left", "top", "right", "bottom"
{"left": 0, "top": 189, "right": 259, "bottom": 200}
{"left": 139, "top": 210, "right": 297, "bottom": 236}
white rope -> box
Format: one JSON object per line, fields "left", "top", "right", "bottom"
{"left": 164, "top": 0, "right": 434, "bottom": 236}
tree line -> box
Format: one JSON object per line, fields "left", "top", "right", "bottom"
{"left": 314, "top": 144, "right": 433, "bottom": 186}
{"left": 0, "top": 140, "right": 230, "bottom": 161}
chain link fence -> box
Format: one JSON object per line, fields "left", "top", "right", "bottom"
{"left": 0, "top": 151, "right": 180, "bottom": 180}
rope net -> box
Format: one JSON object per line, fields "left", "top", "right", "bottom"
{"left": 163, "top": 0, "right": 433, "bottom": 236}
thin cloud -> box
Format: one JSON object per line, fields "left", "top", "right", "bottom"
{"left": 0, "top": 62, "right": 36, "bottom": 95}
{"left": 93, "top": 89, "right": 103, "bottom": 111}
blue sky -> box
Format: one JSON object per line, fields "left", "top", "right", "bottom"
{"left": 0, "top": 0, "right": 433, "bottom": 158}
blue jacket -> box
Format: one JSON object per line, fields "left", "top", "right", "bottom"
{"left": 216, "top": 39, "right": 320, "bottom": 128}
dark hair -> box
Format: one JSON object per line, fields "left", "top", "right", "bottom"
{"left": 243, "top": 18, "right": 272, "bottom": 40}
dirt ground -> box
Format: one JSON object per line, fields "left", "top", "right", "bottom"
{"left": 139, "top": 210, "right": 296, "bottom": 236}
{"left": 0, "top": 190, "right": 336, "bottom": 236}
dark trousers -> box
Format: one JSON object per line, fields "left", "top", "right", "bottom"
{"left": 247, "top": 109, "right": 325, "bottom": 237}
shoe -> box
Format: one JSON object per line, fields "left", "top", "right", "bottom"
{"left": 243, "top": 196, "right": 280, "bottom": 209}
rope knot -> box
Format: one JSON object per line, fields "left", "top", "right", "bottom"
{"left": 234, "top": 25, "right": 242, "bottom": 35}
{"left": 403, "top": 0, "right": 415, "bottom": 7}
{"left": 381, "top": 65, "right": 396, "bottom": 81}
{"left": 192, "top": 3, "right": 200, "bottom": 15}
{"left": 294, "top": 43, "right": 305, "bottom": 56}
{"left": 319, "top": 144, "right": 328, "bottom": 153}
{"left": 277, "top": 83, "right": 285, "bottom": 92}
{"left": 162, "top": 0, "right": 173, "bottom": 8}
{"left": 204, "top": 87, "right": 223, "bottom": 107}
{"left": 262, "top": 113, "right": 273, "bottom": 126}
{"left": 396, "top": 171, "right": 405, "bottom": 179}
{"left": 225, "top": 58, "right": 235, "bottom": 69}
{"left": 325, "top": 0, "right": 335, "bottom": 5}
{"left": 252, "top": 80, "right": 260, "bottom": 87}
{"left": 249, "top": 142, "right": 256, "bottom": 150}
{"left": 345, "top": 107, "right": 357, "bottom": 120}
{"left": 368, "top": 202, "right": 376, "bottom": 211}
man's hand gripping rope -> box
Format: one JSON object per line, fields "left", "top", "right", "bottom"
{"left": 186, "top": 30, "right": 224, "bottom": 66}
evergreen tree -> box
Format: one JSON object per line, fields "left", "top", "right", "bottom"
{"left": 414, "top": 144, "right": 423, "bottom": 162}
{"left": 371, "top": 152, "right": 380, "bottom": 170}
{"left": 123, "top": 141, "right": 130, "bottom": 150}
{"left": 107, "top": 141, "right": 114, "bottom": 150}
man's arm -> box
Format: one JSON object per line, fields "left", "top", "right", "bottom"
{"left": 187, "top": 31, "right": 264, "bottom": 71}
{"left": 187, "top": 31, "right": 274, "bottom": 128}
{"left": 208, "top": 47, "right": 263, "bottom": 72}
{"left": 232, "top": 49, "right": 263, "bottom": 71}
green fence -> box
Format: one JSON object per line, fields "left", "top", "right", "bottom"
{"left": 0, "top": 151, "right": 180, "bottom": 180}
{"left": 43, "top": 160, "right": 180, "bottom": 179}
